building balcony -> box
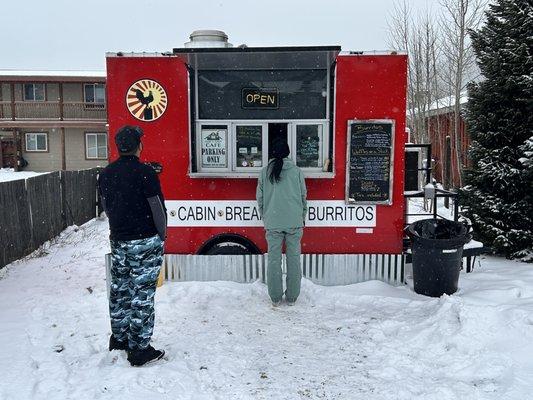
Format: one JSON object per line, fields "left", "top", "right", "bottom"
{"left": 0, "top": 101, "right": 107, "bottom": 121}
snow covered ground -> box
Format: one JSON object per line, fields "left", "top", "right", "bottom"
{"left": 1, "top": 219, "right": 533, "bottom": 400}
{"left": 0, "top": 168, "right": 45, "bottom": 182}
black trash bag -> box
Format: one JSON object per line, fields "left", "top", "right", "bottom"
{"left": 407, "top": 218, "right": 471, "bottom": 249}
{"left": 406, "top": 218, "right": 472, "bottom": 297}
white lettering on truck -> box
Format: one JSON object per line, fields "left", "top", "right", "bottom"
{"left": 166, "top": 201, "right": 377, "bottom": 227}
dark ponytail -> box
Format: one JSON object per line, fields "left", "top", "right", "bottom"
{"left": 268, "top": 140, "right": 290, "bottom": 184}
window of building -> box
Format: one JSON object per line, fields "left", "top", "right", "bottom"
{"left": 25, "top": 133, "right": 48, "bottom": 152}
{"left": 23, "top": 83, "right": 45, "bottom": 101}
{"left": 85, "top": 133, "right": 108, "bottom": 159}
{"left": 84, "top": 84, "right": 106, "bottom": 107}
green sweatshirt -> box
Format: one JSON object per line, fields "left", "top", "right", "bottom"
{"left": 256, "top": 158, "right": 307, "bottom": 230}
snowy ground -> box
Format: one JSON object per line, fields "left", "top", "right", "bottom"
{"left": 0, "top": 168, "right": 45, "bottom": 182}
{"left": 1, "top": 219, "right": 533, "bottom": 400}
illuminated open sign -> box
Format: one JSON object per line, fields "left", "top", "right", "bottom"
{"left": 241, "top": 88, "right": 279, "bottom": 109}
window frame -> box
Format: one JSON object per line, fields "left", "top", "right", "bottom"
{"left": 83, "top": 83, "right": 106, "bottom": 108}
{"left": 25, "top": 132, "right": 48, "bottom": 152}
{"left": 23, "top": 83, "right": 46, "bottom": 102}
{"left": 85, "top": 132, "right": 108, "bottom": 160}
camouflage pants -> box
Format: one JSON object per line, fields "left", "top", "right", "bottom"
{"left": 109, "top": 235, "right": 164, "bottom": 350}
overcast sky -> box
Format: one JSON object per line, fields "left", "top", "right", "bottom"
{"left": 1, "top": 0, "right": 434, "bottom": 71}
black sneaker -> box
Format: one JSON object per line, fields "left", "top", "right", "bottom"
{"left": 127, "top": 345, "right": 165, "bottom": 367}
{"left": 109, "top": 335, "right": 128, "bottom": 352}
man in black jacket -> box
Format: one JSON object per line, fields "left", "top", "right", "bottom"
{"left": 98, "top": 125, "right": 167, "bottom": 366}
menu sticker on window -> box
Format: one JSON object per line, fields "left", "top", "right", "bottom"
{"left": 296, "top": 125, "right": 321, "bottom": 168}
{"left": 201, "top": 128, "right": 227, "bottom": 168}
{"left": 236, "top": 125, "right": 263, "bottom": 169}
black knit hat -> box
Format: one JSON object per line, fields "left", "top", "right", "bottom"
{"left": 115, "top": 125, "right": 143, "bottom": 153}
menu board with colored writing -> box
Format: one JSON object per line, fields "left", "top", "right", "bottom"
{"left": 346, "top": 120, "right": 394, "bottom": 205}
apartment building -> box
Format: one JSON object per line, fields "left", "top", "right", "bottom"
{"left": 0, "top": 71, "right": 108, "bottom": 171}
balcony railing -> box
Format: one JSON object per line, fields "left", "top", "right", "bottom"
{"left": 0, "top": 102, "right": 14, "bottom": 119}
{"left": 64, "top": 102, "right": 106, "bottom": 120}
{"left": 0, "top": 101, "right": 106, "bottom": 121}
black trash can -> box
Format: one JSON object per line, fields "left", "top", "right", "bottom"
{"left": 406, "top": 218, "right": 471, "bottom": 297}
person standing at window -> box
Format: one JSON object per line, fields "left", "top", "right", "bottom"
{"left": 98, "top": 125, "right": 167, "bottom": 366}
{"left": 256, "top": 139, "right": 307, "bottom": 306}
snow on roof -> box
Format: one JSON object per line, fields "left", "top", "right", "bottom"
{"left": 411, "top": 91, "right": 469, "bottom": 117}
{"left": 427, "top": 91, "right": 468, "bottom": 112}
{"left": 0, "top": 70, "right": 106, "bottom": 78}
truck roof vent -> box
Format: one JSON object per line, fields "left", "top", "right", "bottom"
{"left": 184, "top": 30, "right": 233, "bottom": 48}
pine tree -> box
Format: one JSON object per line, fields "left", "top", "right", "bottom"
{"left": 461, "top": 0, "right": 533, "bottom": 261}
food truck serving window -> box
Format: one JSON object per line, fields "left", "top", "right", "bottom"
{"left": 193, "top": 70, "right": 331, "bottom": 176}
{"left": 183, "top": 47, "right": 339, "bottom": 177}
{"left": 196, "top": 121, "right": 328, "bottom": 175}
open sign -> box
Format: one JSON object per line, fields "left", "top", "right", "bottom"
{"left": 241, "top": 88, "right": 279, "bottom": 109}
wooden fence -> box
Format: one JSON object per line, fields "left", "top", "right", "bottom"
{"left": 0, "top": 168, "right": 101, "bottom": 269}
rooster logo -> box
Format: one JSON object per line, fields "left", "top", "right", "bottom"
{"left": 126, "top": 79, "right": 167, "bottom": 121}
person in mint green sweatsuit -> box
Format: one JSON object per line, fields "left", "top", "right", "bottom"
{"left": 256, "top": 139, "right": 307, "bottom": 306}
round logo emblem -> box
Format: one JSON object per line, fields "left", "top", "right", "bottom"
{"left": 126, "top": 79, "right": 167, "bottom": 121}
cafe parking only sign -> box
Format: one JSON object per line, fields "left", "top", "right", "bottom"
{"left": 166, "top": 200, "right": 376, "bottom": 227}
{"left": 201, "top": 128, "right": 227, "bottom": 168}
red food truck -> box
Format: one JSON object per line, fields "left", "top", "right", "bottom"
{"left": 105, "top": 31, "right": 408, "bottom": 285}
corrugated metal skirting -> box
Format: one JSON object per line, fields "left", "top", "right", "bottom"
{"left": 164, "top": 254, "right": 406, "bottom": 286}
{"left": 105, "top": 253, "right": 406, "bottom": 288}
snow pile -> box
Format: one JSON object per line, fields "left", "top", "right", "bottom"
{"left": 1, "top": 219, "right": 533, "bottom": 399}
{"left": 0, "top": 168, "right": 46, "bottom": 182}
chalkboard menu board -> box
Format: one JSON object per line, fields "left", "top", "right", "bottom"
{"left": 346, "top": 120, "right": 394, "bottom": 205}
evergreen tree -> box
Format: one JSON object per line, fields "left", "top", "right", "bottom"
{"left": 461, "top": 0, "right": 533, "bottom": 261}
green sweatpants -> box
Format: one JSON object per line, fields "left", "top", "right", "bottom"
{"left": 266, "top": 228, "right": 303, "bottom": 303}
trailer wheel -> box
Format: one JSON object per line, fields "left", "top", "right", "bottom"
{"left": 199, "top": 234, "right": 261, "bottom": 255}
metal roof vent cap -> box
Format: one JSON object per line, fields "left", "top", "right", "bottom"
{"left": 184, "top": 30, "right": 233, "bottom": 48}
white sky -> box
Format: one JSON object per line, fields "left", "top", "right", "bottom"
{"left": 1, "top": 0, "right": 434, "bottom": 70}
